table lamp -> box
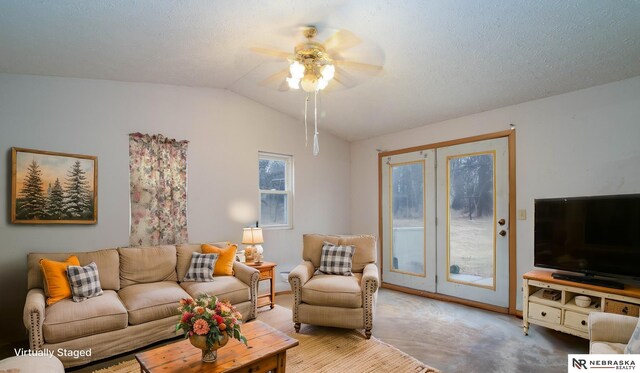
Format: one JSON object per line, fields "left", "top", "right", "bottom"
{"left": 242, "top": 227, "right": 264, "bottom": 263}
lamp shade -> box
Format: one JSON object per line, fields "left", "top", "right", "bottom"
{"left": 242, "top": 227, "right": 264, "bottom": 244}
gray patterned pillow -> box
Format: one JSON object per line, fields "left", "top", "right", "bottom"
{"left": 625, "top": 317, "right": 640, "bottom": 354}
{"left": 318, "top": 242, "right": 355, "bottom": 276}
{"left": 183, "top": 252, "right": 218, "bottom": 282}
{"left": 66, "top": 262, "right": 103, "bottom": 302}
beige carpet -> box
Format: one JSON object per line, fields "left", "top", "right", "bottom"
{"left": 94, "top": 305, "right": 438, "bottom": 373}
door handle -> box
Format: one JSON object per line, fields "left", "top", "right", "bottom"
{"left": 498, "top": 218, "right": 506, "bottom": 226}
{"left": 499, "top": 230, "right": 507, "bottom": 237}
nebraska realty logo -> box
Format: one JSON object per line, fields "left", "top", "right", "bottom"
{"left": 569, "top": 354, "right": 639, "bottom": 372}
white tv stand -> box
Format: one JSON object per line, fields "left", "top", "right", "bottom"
{"left": 523, "top": 270, "right": 640, "bottom": 339}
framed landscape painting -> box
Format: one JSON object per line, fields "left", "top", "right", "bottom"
{"left": 11, "top": 147, "right": 98, "bottom": 224}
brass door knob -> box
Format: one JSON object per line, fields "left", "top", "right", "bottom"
{"left": 499, "top": 230, "right": 507, "bottom": 237}
{"left": 498, "top": 218, "right": 506, "bottom": 225}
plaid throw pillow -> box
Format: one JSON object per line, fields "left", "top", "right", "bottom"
{"left": 66, "top": 262, "right": 104, "bottom": 302}
{"left": 183, "top": 252, "right": 218, "bottom": 282}
{"left": 318, "top": 242, "right": 355, "bottom": 276}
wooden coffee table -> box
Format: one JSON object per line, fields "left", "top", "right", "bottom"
{"left": 135, "top": 320, "right": 298, "bottom": 372}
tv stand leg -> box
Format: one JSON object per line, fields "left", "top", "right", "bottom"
{"left": 523, "top": 323, "right": 529, "bottom": 336}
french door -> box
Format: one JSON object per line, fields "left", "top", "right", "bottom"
{"left": 381, "top": 150, "right": 436, "bottom": 292}
{"left": 381, "top": 137, "right": 510, "bottom": 308}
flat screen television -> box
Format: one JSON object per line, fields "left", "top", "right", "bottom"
{"left": 534, "top": 193, "right": 640, "bottom": 288}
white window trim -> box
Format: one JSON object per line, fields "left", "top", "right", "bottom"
{"left": 258, "top": 152, "right": 293, "bottom": 229}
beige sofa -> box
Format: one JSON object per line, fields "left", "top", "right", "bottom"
{"left": 23, "top": 243, "right": 259, "bottom": 368}
{"left": 288, "top": 234, "right": 379, "bottom": 339}
{"left": 589, "top": 312, "right": 639, "bottom": 353}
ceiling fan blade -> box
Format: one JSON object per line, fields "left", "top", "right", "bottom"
{"left": 250, "top": 47, "right": 291, "bottom": 60}
{"left": 260, "top": 69, "right": 290, "bottom": 90}
{"left": 322, "top": 29, "right": 361, "bottom": 52}
{"left": 334, "top": 60, "right": 383, "bottom": 74}
{"left": 278, "top": 79, "right": 290, "bottom": 92}
{"left": 333, "top": 67, "right": 358, "bottom": 89}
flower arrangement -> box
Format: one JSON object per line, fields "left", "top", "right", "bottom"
{"left": 176, "top": 294, "right": 248, "bottom": 347}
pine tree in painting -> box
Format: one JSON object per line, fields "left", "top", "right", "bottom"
{"left": 48, "top": 178, "right": 65, "bottom": 219}
{"left": 18, "top": 160, "right": 46, "bottom": 219}
{"left": 64, "top": 161, "right": 91, "bottom": 218}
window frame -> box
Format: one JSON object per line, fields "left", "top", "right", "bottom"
{"left": 258, "top": 151, "right": 293, "bottom": 229}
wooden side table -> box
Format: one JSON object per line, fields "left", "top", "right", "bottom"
{"left": 246, "top": 261, "right": 276, "bottom": 309}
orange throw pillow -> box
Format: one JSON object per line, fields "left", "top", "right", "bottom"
{"left": 40, "top": 255, "right": 80, "bottom": 305}
{"left": 201, "top": 244, "right": 237, "bottom": 276}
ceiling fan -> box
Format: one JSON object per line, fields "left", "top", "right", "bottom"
{"left": 250, "top": 26, "right": 383, "bottom": 155}
{"left": 251, "top": 26, "right": 383, "bottom": 92}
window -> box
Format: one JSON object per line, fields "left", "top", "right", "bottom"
{"left": 259, "top": 152, "right": 293, "bottom": 228}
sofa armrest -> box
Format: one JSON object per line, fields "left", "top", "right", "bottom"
{"left": 361, "top": 263, "right": 380, "bottom": 293}
{"left": 589, "top": 312, "right": 638, "bottom": 344}
{"left": 288, "top": 261, "right": 315, "bottom": 290}
{"left": 23, "top": 289, "right": 46, "bottom": 350}
{"left": 233, "top": 261, "right": 259, "bottom": 287}
{"left": 233, "top": 261, "right": 259, "bottom": 320}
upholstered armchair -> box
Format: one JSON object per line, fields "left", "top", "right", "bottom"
{"left": 589, "top": 312, "right": 639, "bottom": 353}
{"left": 288, "top": 234, "right": 379, "bottom": 339}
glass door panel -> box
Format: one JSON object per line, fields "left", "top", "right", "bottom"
{"left": 391, "top": 161, "right": 426, "bottom": 276}
{"left": 381, "top": 150, "right": 436, "bottom": 292}
{"left": 436, "top": 138, "right": 509, "bottom": 307}
{"left": 447, "top": 151, "right": 496, "bottom": 288}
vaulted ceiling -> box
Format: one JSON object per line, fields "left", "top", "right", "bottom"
{"left": 1, "top": 1, "right": 639, "bottom": 141}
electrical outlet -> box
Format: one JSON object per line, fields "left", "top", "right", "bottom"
{"left": 517, "top": 209, "right": 527, "bottom": 220}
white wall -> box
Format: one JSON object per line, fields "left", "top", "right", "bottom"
{"left": 0, "top": 73, "right": 351, "bottom": 344}
{"left": 351, "top": 76, "right": 640, "bottom": 311}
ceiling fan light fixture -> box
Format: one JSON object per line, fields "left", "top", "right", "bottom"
{"left": 321, "top": 64, "right": 335, "bottom": 81}
{"left": 286, "top": 77, "right": 300, "bottom": 89}
{"left": 289, "top": 61, "right": 305, "bottom": 79}
{"left": 317, "top": 78, "right": 329, "bottom": 90}
{"left": 301, "top": 73, "right": 320, "bottom": 93}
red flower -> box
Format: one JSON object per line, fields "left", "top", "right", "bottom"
{"left": 181, "top": 312, "right": 195, "bottom": 323}
{"left": 214, "top": 315, "right": 224, "bottom": 325}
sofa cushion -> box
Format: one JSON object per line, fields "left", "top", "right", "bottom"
{"left": 39, "top": 256, "right": 80, "bottom": 305}
{"left": 318, "top": 242, "right": 355, "bottom": 275}
{"left": 301, "top": 273, "right": 363, "bottom": 308}
{"left": 43, "top": 290, "right": 127, "bottom": 343}
{"left": 303, "top": 234, "right": 341, "bottom": 269}
{"left": 176, "top": 242, "right": 230, "bottom": 281}
{"left": 28, "top": 249, "right": 120, "bottom": 291}
{"left": 202, "top": 244, "right": 237, "bottom": 276}
{"left": 180, "top": 276, "right": 251, "bottom": 305}
{"left": 182, "top": 252, "right": 218, "bottom": 282}
{"left": 591, "top": 341, "right": 627, "bottom": 354}
{"left": 625, "top": 317, "right": 640, "bottom": 354}
{"left": 118, "top": 281, "right": 189, "bottom": 325}
{"left": 67, "top": 262, "right": 104, "bottom": 302}
{"left": 118, "top": 246, "right": 177, "bottom": 288}
{"left": 338, "top": 235, "right": 377, "bottom": 273}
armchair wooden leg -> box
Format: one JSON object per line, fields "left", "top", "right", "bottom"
{"left": 365, "top": 328, "right": 372, "bottom": 339}
{"left": 294, "top": 323, "right": 301, "bottom": 333}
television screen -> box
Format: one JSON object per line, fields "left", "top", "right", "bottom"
{"left": 534, "top": 194, "right": 640, "bottom": 280}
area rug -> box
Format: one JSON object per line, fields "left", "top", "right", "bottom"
{"left": 94, "top": 305, "right": 438, "bottom": 373}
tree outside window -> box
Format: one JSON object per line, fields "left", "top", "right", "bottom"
{"left": 259, "top": 152, "right": 293, "bottom": 229}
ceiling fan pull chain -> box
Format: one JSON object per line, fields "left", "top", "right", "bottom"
{"left": 313, "top": 90, "right": 319, "bottom": 156}
{"left": 304, "top": 93, "right": 310, "bottom": 148}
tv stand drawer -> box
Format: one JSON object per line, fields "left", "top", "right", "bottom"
{"left": 564, "top": 311, "right": 589, "bottom": 333}
{"left": 528, "top": 303, "right": 561, "bottom": 324}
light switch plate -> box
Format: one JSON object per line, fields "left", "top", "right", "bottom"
{"left": 517, "top": 209, "right": 527, "bottom": 220}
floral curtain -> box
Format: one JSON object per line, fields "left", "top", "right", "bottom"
{"left": 129, "top": 133, "right": 189, "bottom": 246}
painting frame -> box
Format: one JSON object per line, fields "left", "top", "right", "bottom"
{"left": 11, "top": 147, "right": 98, "bottom": 224}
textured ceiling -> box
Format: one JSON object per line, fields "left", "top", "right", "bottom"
{"left": 1, "top": 1, "right": 639, "bottom": 141}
